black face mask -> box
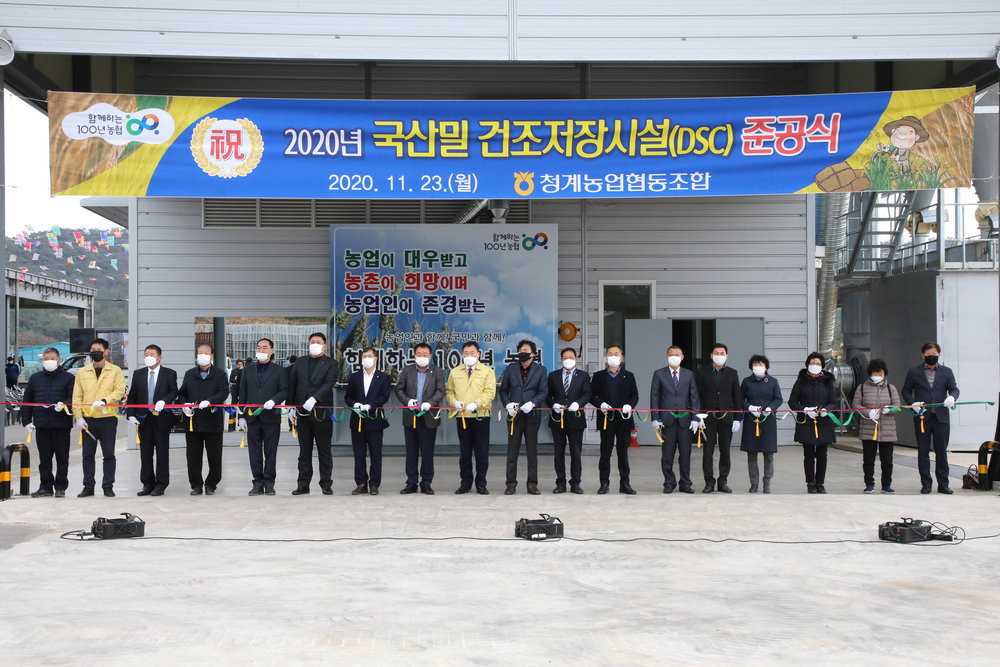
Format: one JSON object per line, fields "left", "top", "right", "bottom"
{"left": 90, "top": 350, "right": 105, "bottom": 362}
{"left": 924, "top": 355, "right": 939, "bottom": 366}
{"left": 517, "top": 352, "right": 532, "bottom": 363}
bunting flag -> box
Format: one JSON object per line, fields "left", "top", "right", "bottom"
{"left": 88, "top": 260, "right": 97, "bottom": 268}
{"left": 111, "top": 258, "right": 118, "bottom": 270}
{"left": 8, "top": 254, "right": 15, "bottom": 262}
{"left": 32, "top": 253, "right": 39, "bottom": 260}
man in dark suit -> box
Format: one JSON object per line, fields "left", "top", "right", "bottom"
{"left": 125, "top": 344, "right": 178, "bottom": 496}
{"left": 228, "top": 360, "right": 244, "bottom": 431}
{"left": 498, "top": 339, "right": 549, "bottom": 495}
{"left": 176, "top": 344, "right": 231, "bottom": 495}
{"left": 547, "top": 347, "right": 591, "bottom": 494}
{"left": 394, "top": 342, "right": 447, "bottom": 495}
{"left": 590, "top": 344, "right": 639, "bottom": 495}
{"left": 694, "top": 343, "right": 742, "bottom": 494}
{"left": 344, "top": 346, "right": 392, "bottom": 495}
{"left": 288, "top": 332, "right": 338, "bottom": 495}
{"left": 237, "top": 337, "right": 289, "bottom": 496}
{"left": 650, "top": 344, "right": 701, "bottom": 493}
{"left": 21, "top": 347, "right": 76, "bottom": 497}
{"left": 902, "top": 342, "right": 960, "bottom": 494}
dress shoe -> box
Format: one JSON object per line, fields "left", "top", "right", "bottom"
{"left": 31, "top": 488, "right": 53, "bottom": 498}
{"left": 619, "top": 483, "right": 637, "bottom": 495}
{"left": 762, "top": 481, "right": 771, "bottom": 494}
{"left": 815, "top": 484, "right": 827, "bottom": 494}
{"left": 78, "top": 487, "right": 94, "bottom": 498}
{"left": 921, "top": 486, "right": 932, "bottom": 494}
{"left": 938, "top": 486, "right": 954, "bottom": 495}
{"left": 103, "top": 487, "right": 115, "bottom": 497}
{"left": 248, "top": 486, "right": 264, "bottom": 496}
{"left": 553, "top": 483, "right": 567, "bottom": 494}
{"left": 455, "top": 486, "right": 471, "bottom": 494}
{"left": 420, "top": 484, "right": 435, "bottom": 495}
{"left": 882, "top": 486, "right": 895, "bottom": 494}
{"left": 321, "top": 487, "right": 333, "bottom": 495}
{"left": 718, "top": 484, "right": 732, "bottom": 494}
{"left": 190, "top": 487, "right": 203, "bottom": 496}
{"left": 749, "top": 484, "right": 758, "bottom": 493}
{"left": 526, "top": 484, "right": 540, "bottom": 495}
{"left": 679, "top": 487, "right": 695, "bottom": 494}
{"left": 476, "top": 486, "right": 489, "bottom": 495}
{"left": 807, "top": 483, "right": 817, "bottom": 494}
{"left": 291, "top": 487, "right": 310, "bottom": 495}
{"left": 662, "top": 486, "right": 675, "bottom": 494}
{"left": 137, "top": 487, "right": 154, "bottom": 496}
{"left": 504, "top": 485, "right": 516, "bottom": 495}
{"left": 352, "top": 484, "right": 369, "bottom": 495}
{"left": 401, "top": 484, "right": 419, "bottom": 494}
{"left": 205, "top": 487, "right": 215, "bottom": 496}
{"left": 151, "top": 487, "right": 165, "bottom": 497}
{"left": 369, "top": 486, "right": 380, "bottom": 496}
{"left": 597, "top": 483, "right": 610, "bottom": 495}
{"left": 54, "top": 490, "right": 65, "bottom": 498}
{"left": 570, "top": 485, "right": 583, "bottom": 494}
{"left": 703, "top": 482, "right": 715, "bottom": 493}
{"left": 264, "top": 487, "right": 276, "bottom": 496}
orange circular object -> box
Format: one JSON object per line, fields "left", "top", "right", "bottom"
{"left": 558, "top": 322, "right": 578, "bottom": 341}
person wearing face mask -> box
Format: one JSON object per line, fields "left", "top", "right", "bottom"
{"left": 902, "top": 342, "right": 960, "bottom": 494}
{"left": 589, "top": 345, "right": 639, "bottom": 494}
{"left": 852, "top": 359, "right": 901, "bottom": 494}
{"left": 125, "top": 344, "right": 179, "bottom": 496}
{"left": 175, "top": 344, "right": 231, "bottom": 496}
{"left": 395, "top": 342, "right": 447, "bottom": 495}
{"left": 739, "top": 355, "right": 783, "bottom": 493}
{"left": 345, "top": 346, "right": 393, "bottom": 495}
{"left": 546, "top": 347, "right": 592, "bottom": 494}
{"left": 72, "top": 338, "right": 127, "bottom": 498}
{"left": 498, "top": 339, "right": 548, "bottom": 495}
{"left": 445, "top": 341, "right": 497, "bottom": 494}
{"left": 21, "top": 347, "right": 75, "bottom": 498}
{"left": 788, "top": 352, "right": 838, "bottom": 494}
{"left": 694, "top": 343, "right": 742, "bottom": 494}
{"left": 650, "top": 345, "right": 700, "bottom": 494}
{"left": 288, "top": 333, "right": 338, "bottom": 496}
{"left": 237, "top": 337, "right": 289, "bottom": 496}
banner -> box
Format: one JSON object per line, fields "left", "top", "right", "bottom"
{"left": 50, "top": 88, "right": 974, "bottom": 199}
{"left": 330, "top": 224, "right": 557, "bottom": 382}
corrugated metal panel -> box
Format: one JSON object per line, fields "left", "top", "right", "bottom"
{"left": 202, "top": 198, "right": 531, "bottom": 226}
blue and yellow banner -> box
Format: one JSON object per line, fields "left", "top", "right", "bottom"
{"left": 49, "top": 88, "right": 974, "bottom": 198}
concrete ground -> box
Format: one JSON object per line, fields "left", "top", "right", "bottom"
{"left": 2, "top": 422, "right": 999, "bottom": 665}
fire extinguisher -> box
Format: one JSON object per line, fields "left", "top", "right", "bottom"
{"left": 629, "top": 428, "right": 639, "bottom": 448}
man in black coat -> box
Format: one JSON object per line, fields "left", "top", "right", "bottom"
{"left": 176, "top": 344, "right": 231, "bottom": 495}
{"left": 237, "top": 337, "right": 289, "bottom": 496}
{"left": 125, "top": 344, "right": 178, "bottom": 496}
{"left": 288, "top": 332, "right": 338, "bottom": 495}
{"left": 694, "top": 343, "right": 743, "bottom": 493}
{"left": 901, "top": 342, "right": 960, "bottom": 494}
{"left": 344, "top": 347, "right": 392, "bottom": 495}
{"left": 21, "top": 347, "right": 76, "bottom": 497}
{"left": 498, "top": 339, "right": 548, "bottom": 495}
{"left": 394, "top": 342, "right": 447, "bottom": 495}
{"left": 589, "top": 344, "right": 639, "bottom": 495}
{"left": 547, "top": 347, "right": 591, "bottom": 494}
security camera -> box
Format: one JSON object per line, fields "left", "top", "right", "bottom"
{"left": 0, "top": 32, "right": 13, "bottom": 67}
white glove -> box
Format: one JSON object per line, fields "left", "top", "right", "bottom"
{"left": 454, "top": 401, "right": 465, "bottom": 410}
{"left": 302, "top": 397, "right": 317, "bottom": 412}
{"left": 600, "top": 402, "right": 611, "bottom": 412}
{"left": 128, "top": 416, "right": 139, "bottom": 426}
{"left": 520, "top": 401, "right": 534, "bottom": 413}
{"left": 688, "top": 420, "right": 701, "bottom": 433}
{"left": 288, "top": 410, "right": 298, "bottom": 424}
{"left": 237, "top": 418, "right": 247, "bottom": 431}
{"left": 622, "top": 404, "right": 632, "bottom": 418}
{"left": 748, "top": 405, "right": 761, "bottom": 417}
{"left": 506, "top": 402, "right": 517, "bottom": 417}
{"left": 819, "top": 408, "right": 828, "bottom": 417}
{"left": 182, "top": 406, "right": 194, "bottom": 417}
{"left": 199, "top": 400, "right": 210, "bottom": 409}
{"left": 804, "top": 407, "right": 818, "bottom": 419}
{"left": 943, "top": 395, "right": 956, "bottom": 408}
{"left": 353, "top": 402, "right": 362, "bottom": 410}
{"left": 54, "top": 402, "right": 65, "bottom": 412}
{"left": 92, "top": 400, "right": 105, "bottom": 409}
{"left": 409, "top": 398, "right": 420, "bottom": 410}
{"left": 361, "top": 404, "right": 371, "bottom": 413}
{"left": 263, "top": 400, "right": 275, "bottom": 410}
{"left": 568, "top": 402, "right": 579, "bottom": 413}
{"left": 764, "top": 407, "right": 773, "bottom": 415}
{"left": 881, "top": 406, "right": 892, "bottom": 415}
{"left": 26, "top": 423, "right": 36, "bottom": 432}
{"left": 553, "top": 403, "right": 564, "bottom": 415}
{"left": 868, "top": 409, "right": 880, "bottom": 420}
{"left": 75, "top": 418, "right": 87, "bottom": 429}
{"left": 911, "top": 401, "right": 925, "bottom": 414}
{"left": 154, "top": 400, "right": 166, "bottom": 412}
{"left": 651, "top": 420, "right": 663, "bottom": 429}
{"left": 421, "top": 402, "right": 431, "bottom": 411}
{"left": 465, "top": 402, "right": 478, "bottom": 413}
{"left": 732, "top": 420, "right": 742, "bottom": 433}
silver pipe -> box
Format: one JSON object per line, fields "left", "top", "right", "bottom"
{"left": 816, "top": 193, "right": 850, "bottom": 356}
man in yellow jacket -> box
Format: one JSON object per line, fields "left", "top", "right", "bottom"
{"left": 73, "top": 338, "right": 127, "bottom": 497}
{"left": 445, "top": 340, "right": 496, "bottom": 494}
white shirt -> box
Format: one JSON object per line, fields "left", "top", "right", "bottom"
{"left": 363, "top": 368, "right": 375, "bottom": 396}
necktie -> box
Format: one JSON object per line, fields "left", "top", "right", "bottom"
{"left": 467, "top": 366, "right": 473, "bottom": 378}
{"left": 672, "top": 370, "right": 678, "bottom": 389}
{"left": 564, "top": 372, "right": 571, "bottom": 393}
{"left": 148, "top": 370, "right": 157, "bottom": 402}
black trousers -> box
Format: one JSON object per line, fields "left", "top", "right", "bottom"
{"left": 186, "top": 431, "right": 223, "bottom": 490}
{"left": 862, "top": 439, "right": 894, "bottom": 488}
{"left": 702, "top": 414, "right": 733, "bottom": 485}
{"left": 247, "top": 420, "right": 280, "bottom": 488}
{"left": 34, "top": 427, "right": 71, "bottom": 492}
{"left": 802, "top": 443, "right": 829, "bottom": 485}
{"left": 660, "top": 422, "right": 692, "bottom": 490}
{"left": 914, "top": 415, "right": 950, "bottom": 489}
{"left": 552, "top": 424, "right": 584, "bottom": 486}
{"left": 296, "top": 416, "right": 333, "bottom": 490}
{"left": 403, "top": 418, "right": 438, "bottom": 486}
{"left": 81, "top": 416, "right": 118, "bottom": 489}
{"left": 138, "top": 422, "right": 171, "bottom": 489}
{"left": 505, "top": 416, "right": 540, "bottom": 486}
{"left": 598, "top": 420, "right": 631, "bottom": 485}
{"left": 457, "top": 416, "right": 490, "bottom": 489}
{"left": 351, "top": 423, "right": 384, "bottom": 487}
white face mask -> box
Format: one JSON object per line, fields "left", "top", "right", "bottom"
{"left": 667, "top": 355, "right": 682, "bottom": 368}
{"left": 196, "top": 354, "right": 212, "bottom": 367}
{"left": 414, "top": 356, "right": 430, "bottom": 368}
{"left": 144, "top": 356, "right": 158, "bottom": 368}
{"left": 712, "top": 355, "right": 727, "bottom": 366}
{"left": 361, "top": 357, "right": 376, "bottom": 370}
{"left": 463, "top": 356, "right": 477, "bottom": 367}
{"left": 256, "top": 352, "right": 271, "bottom": 363}
{"left": 309, "top": 343, "right": 325, "bottom": 356}
{"left": 752, "top": 366, "right": 766, "bottom": 378}
{"left": 606, "top": 355, "right": 621, "bottom": 368}
{"left": 870, "top": 375, "right": 884, "bottom": 384}
{"left": 807, "top": 364, "right": 823, "bottom": 375}
{"left": 562, "top": 358, "right": 576, "bottom": 371}
{"left": 42, "top": 359, "right": 59, "bottom": 372}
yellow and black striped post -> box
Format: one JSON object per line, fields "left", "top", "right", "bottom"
{"left": 0, "top": 443, "right": 31, "bottom": 501}
{"left": 978, "top": 441, "right": 997, "bottom": 491}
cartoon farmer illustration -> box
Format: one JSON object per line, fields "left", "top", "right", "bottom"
{"left": 871, "top": 115, "right": 930, "bottom": 173}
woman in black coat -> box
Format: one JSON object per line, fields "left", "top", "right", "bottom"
{"left": 787, "top": 352, "right": 838, "bottom": 493}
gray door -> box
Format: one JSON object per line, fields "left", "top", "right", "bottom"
{"left": 715, "top": 318, "right": 765, "bottom": 382}
{"left": 625, "top": 318, "right": 673, "bottom": 445}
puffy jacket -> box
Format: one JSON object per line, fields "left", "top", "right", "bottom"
{"left": 21, "top": 368, "right": 75, "bottom": 429}
{"left": 72, "top": 362, "right": 127, "bottom": 419}
{"left": 852, "top": 380, "right": 901, "bottom": 442}
{"left": 788, "top": 369, "right": 838, "bottom": 446}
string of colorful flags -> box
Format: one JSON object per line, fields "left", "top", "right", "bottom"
{"left": 6, "top": 224, "right": 127, "bottom": 282}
